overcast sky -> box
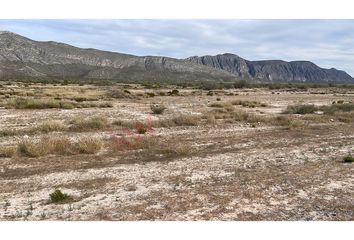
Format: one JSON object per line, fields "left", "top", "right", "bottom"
{"left": 0, "top": 19, "right": 353, "bottom": 76}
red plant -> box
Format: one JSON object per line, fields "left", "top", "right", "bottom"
{"left": 107, "top": 115, "right": 155, "bottom": 154}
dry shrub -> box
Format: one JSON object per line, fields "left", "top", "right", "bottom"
{"left": 150, "top": 104, "right": 166, "bottom": 114}
{"left": 209, "top": 102, "right": 224, "bottom": 108}
{"left": 231, "top": 100, "right": 267, "bottom": 108}
{"left": 17, "top": 137, "right": 72, "bottom": 157}
{"left": 271, "top": 115, "right": 303, "bottom": 129}
{"left": 283, "top": 104, "right": 317, "bottom": 114}
{"left": 77, "top": 137, "right": 103, "bottom": 154}
{"left": 333, "top": 112, "right": 354, "bottom": 123}
{"left": 158, "top": 114, "right": 201, "bottom": 127}
{"left": 36, "top": 121, "right": 67, "bottom": 133}
{"left": 69, "top": 116, "right": 108, "bottom": 132}
{"left": 107, "top": 89, "right": 134, "bottom": 99}
{"left": 0, "top": 146, "right": 16, "bottom": 158}
{"left": 5, "top": 97, "right": 112, "bottom": 109}
{"left": 321, "top": 103, "right": 354, "bottom": 115}
{"left": 0, "top": 128, "right": 20, "bottom": 137}
{"left": 17, "top": 136, "right": 102, "bottom": 157}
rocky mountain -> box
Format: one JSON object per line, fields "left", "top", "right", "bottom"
{"left": 0, "top": 31, "right": 353, "bottom": 84}
{"left": 0, "top": 31, "right": 236, "bottom": 82}
{"left": 186, "top": 53, "right": 354, "bottom": 83}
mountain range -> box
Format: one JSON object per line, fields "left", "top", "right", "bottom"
{"left": 0, "top": 31, "right": 353, "bottom": 84}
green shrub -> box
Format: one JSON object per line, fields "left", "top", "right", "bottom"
{"left": 170, "top": 89, "right": 179, "bottom": 95}
{"left": 49, "top": 190, "right": 70, "bottom": 203}
{"left": 321, "top": 103, "right": 354, "bottom": 115}
{"left": 343, "top": 155, "right": 354, "bottom": 163}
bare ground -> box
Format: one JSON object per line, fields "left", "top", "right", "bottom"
{"left": 0, "top": 85, "right": 353, "bottom": 220}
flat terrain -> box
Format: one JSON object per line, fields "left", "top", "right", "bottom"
{"left": 0, "top": 83, "right": 353, "bottom": 220}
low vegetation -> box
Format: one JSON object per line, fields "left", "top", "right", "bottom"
{"left": 343, "top": 155, "right": 354, "bottom": 163}
{"left": 0, "top": 146, "right": 16, "bottom": 158}
{"left": 69, "top": 116, "right": 109, "bottom": 132}
{"left": 49, "top": 190, "right": 71, "bottom": 203}
{"left": 321, "top": 103, "right": 354, "bottom": 115}
{"left": 231, "top": 100, "right": 267, "bottom": 108}
{"left": 150, "top": 104, "right": 166, "bottom": 114}
{"left": 283, "top": 104, "right": 317, "bottom": 114}
{"left": 4, "top": 97, "right": 112, "bottom": 109}
{"left": 158, "top": 114, "right": 201, "bottom": 127}
{"left": 17, "top": 136, "right": 102, "bottom": 157}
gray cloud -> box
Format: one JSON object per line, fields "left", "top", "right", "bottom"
{"left": 0, "top": 19, "right": 353, "bottom": 76}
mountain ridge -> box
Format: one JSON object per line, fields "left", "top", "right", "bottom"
{"left": 186, "top": 53, "right": 353, "bottom": 83}
{"left": 0, "top": 31, "right": 353, "bottom": 83}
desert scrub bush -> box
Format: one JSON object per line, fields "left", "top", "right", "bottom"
{"left": 231, "top": 100, "right": 267, "bottom": 108}
{"left": 49, "top": 189, "right": 71, "bottom": 203}
{"left": 0, "top": 146, "right": 16, "bottom": 158}
{"left": 209, "top": 102, "right": 224, "bottom": 108}
{"left": 17, "top": 137, "right": 72, "bottom": 157}
{"left": 69, "top": 116, "right": 108, "bottom": 132}
{"left": 18, "top": 139, "right": 49, "bottom": 157}
{"left": 36, "top": 121, "right": 67, "bottom": 133}
{"left": 167, "top": 114, "right": 200, "bottom": 126}
{"left": 107, "top": 89, "right": 134, "bottom": 99}
{"left": 171, "top": 89, "right": 179, "bottom": 95}
{"left": 0, "top": 128, "right": 21, "bottom": 137}
{"left": 343, "top": 155, "right": 354, "bottom": 163}
{"left": 321, "top": 103, "right": 354, "bottom": 115}
{"left": 5, "top": 97, "right": 112, "bottom": 109}
{"left": 146, "top": 92, "right": 155, "bottom": 98}
{"left": 271, "top": 116, "right": 303, "bottom": 129}
{"left": 17, "top": 136, "right": 102, "bottom": 157}
{"left": 5, "top": 97, "right": 60, "bottom": 109}
{"left": 150, "top": 104, "right": 166, "bottom": 114}
{"left": 112, "top": 119, "right": 134, "bottom": 129}
{"left": 134, "top": 121, "right": 150, "bottom": 134}
{"left": 332, "top": 112, "right": 354, "bottom": 123}
{"left": 283, "top": 104, "right": 317, "bottom": 114}
{"left": 76, "top": 137, "right": 103, "bottom": 154}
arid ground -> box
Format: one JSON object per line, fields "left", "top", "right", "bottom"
{"left": 0, "top": 82, "right": 353, "bottom": 220}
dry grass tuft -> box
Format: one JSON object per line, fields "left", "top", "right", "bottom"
{"left": 157, "top": 114, "right": 201, "bottom": 127}
{"left": 5, "top": 97, "right": 112, "bottom": 109}
{"left": 17, "top": 136, "right": 102, "bottom": 157}
{"left": 77, "top": 137, "right": 103, "bottom": 154}
{"left": 0, "top": 146, "right": 16, "bottom": 158}
{"left": 231, "top": 100, "right": 268, "bottom": 108}
{"left": 283, "top": 104, "right": 317, "bottom": 114}
{"left": 69, "top": 116, "right": 108, "bottom": 132}
{"left": 36, "top": 121, "right": 67, "bottom": 133}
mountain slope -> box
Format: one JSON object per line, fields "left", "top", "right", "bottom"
{"left": 0, "top": 31, "right": 236, "bottom": 82}
{"left": 0, "top": 31, "right": 353, "bottom": 83}
{"left": 186, "top": 53, "right": 354, "bottom": 83}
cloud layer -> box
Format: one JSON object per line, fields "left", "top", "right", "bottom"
{"left": 0, "top": 19, "right": 353, "bottom": 76}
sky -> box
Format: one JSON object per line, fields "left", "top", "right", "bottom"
{"left": 0, "top": 19, "right": 353, "bottom": 76}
